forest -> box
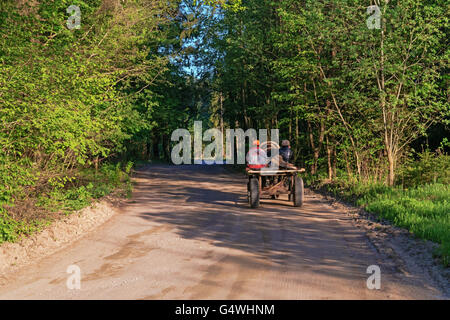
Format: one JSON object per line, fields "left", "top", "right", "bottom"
{"left": 0, "top": 0, "right": 449, "bottom": 265}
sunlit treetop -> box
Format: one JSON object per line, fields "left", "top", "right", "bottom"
{"left": 192, "top": 0, "right": 244, "bottom": 12}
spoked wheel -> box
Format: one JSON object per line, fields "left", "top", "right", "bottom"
{"left": 292, "top": 175, "right": 304, "bottom": 207}
{"left": 248, "top": 177, "right": 260, "bottom": 208}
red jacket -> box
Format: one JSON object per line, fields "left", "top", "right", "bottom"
{"left": 246, "top": 147, "right": 267, "bottom": 169}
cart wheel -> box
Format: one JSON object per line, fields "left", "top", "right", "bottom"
{"left": 293, "top": 176, "right": 304, "bottom": 207}
{"left": 248, "top": 177, "right": 260, "bottom": 208}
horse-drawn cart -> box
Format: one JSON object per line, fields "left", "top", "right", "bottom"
{"left": 246, "top": 168, "right": 305, "bottom": 208}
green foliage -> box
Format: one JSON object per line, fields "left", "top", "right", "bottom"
{"left": 0, "top": 210, "right": 18, "bottom": 242}
{"left": 0, "top": 162, "right": 133, "bottom": 244}
{"left": 0, "top": 0, "right": 179, "bottom": 188}
{"left": 38, "top": 162, "right": 132, "bottom": 213}
{"left": 318, "top": 177, "right": 450, "bottom": 266}
{"left": 202, "top": 0, "right": 448, "bottom": 185}
{"left": 0, "top": 0, "right": 184, "bottom": 242}
{"left": 361, "top": 184, "right": 450, "bottom": 267}
{"left": 399, "top": 150, "right": 450, "bottom": 187}
{"left": 0, "top": 155, "right": 36, "bottom": 207}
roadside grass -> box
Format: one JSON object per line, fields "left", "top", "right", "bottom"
{"left": 0, "top": 162, "right": 133, "bottom": 244}
{"left": 358, "top": 184, "right": 449, "bottom": 266}
{"left": 318, "top": 179, "right": 450, "bottom": 267}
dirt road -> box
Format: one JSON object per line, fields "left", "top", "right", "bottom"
{"left": 0, "top": 165, "right": 445, "bottom": 299}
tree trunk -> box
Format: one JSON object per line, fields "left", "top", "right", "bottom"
{"left": 343, "top": 149, "right": 352, "bottom": 178}
{"left": 332, "top": 144, "right": 337, "bottom": 179}
{"left": 94, "top": 156, "right": 99, "bottom": 172}
{"left": 387, "top": 151, "right": 396, "bottom": 186}
{"left": 308, "top": 120, "right": 325, "bottom": 175}
{"left": 307, "top": 121, "right": 316, "bottom": 174}
{"left": 326, "top": 135, "right": 333, "bottom": 180}
{"left": 289, "top": 103, "right": 293, "bottom": 141}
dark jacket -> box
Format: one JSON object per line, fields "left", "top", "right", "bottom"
{"left": 279, "top": 146, "right": 292, "bottom": 163}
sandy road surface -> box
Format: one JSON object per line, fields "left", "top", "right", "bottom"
{"left": 0, "top": 165, "right": 445, "bottom": 299}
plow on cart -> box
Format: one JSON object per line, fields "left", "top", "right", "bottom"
{"left": 246, "top": 168, "right": 305, "bottom": 208}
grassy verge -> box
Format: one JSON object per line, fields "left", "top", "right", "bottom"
{"left": 0, "top": 162, "right": 134, "bottom": 244}
{"left": 314, "top": 179, "right": 450, "bottom": 267}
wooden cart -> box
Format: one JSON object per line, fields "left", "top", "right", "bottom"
{"left": 246, "top": 168, "right": 305, "bottom": 208}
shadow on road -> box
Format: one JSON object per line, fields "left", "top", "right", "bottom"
{"left": 129, "top": 164, "right": 382, "bottom": 283}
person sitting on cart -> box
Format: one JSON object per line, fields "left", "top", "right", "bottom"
{"left": 246, "top": 140, "right": 268, "bottom": 170}
{"left": 279, "top": 140, "right": 296, "bottom": 169}
{"left": 265, "top": 140, "right": 297, "bottom": 170}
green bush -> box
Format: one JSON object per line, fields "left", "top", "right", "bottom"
{"left": 318, "top": 176, "right": 450, "bottom": 266}
{"left": 399, "top": 150, "right": 450, "bottom": 187}
{"left": 0, "top": 162, "right": 133, "bottom": 244}
{"left": 0, "top": 210, "right": 18, "bottom": 242}
{"left": 362, "top": 183, "right": 450, "bottom": 266}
